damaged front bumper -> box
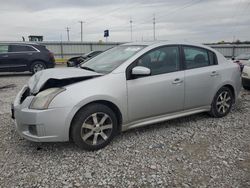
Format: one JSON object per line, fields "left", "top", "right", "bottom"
{"left": 12, "top": 85, "right": 71, "bottom": 142}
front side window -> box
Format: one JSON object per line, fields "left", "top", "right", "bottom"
{"left": 137, "top": 46, "right": 180, "bottom": 75}
{"left": 82, "top": 45, "right": 145, "bottom": 74}
{"left": 9, "top": 45, "right": 36, "bottom": 52}
{"left": 183, "top": 46, "right": 209, "bottom": 69}
{"left": 0, "top": 45, "right": 9, "bottom": 53}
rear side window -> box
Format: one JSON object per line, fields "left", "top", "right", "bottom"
{"left": 0, "top": 45, "right": 9, "bottom": 53}
{"left": 9, "top": 45, "right": 36, "bottom": 52}
{"left": 183, "top": 46, "right": 209, "bottom": 69}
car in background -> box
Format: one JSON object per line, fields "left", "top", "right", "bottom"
{"left": 233, "top": 52, "right": 250, "bottom": 71}
{"left": 242, "top": 65, "right": 250, "bottom": 90}
{"left": 0, "top": 43, "right": 55, "bottom": 74}
{"left": 67, "top": 51, "right": 102, "bottom": 67}
{"left": 12, "top": 41, "right": 241, "bottom": 150}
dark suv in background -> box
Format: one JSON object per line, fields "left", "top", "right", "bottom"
{"left": 0, "top": 43, "right": 55, "bottom": 74}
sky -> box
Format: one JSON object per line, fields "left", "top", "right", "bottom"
{"left": 0, "top": 0, "right": 249, "bottom": 43}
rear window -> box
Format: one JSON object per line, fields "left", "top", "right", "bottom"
{"left": 208, "top": 51, "right": 217, "bottom": 65}
{"left": 0, "top": 45, "right": 9, "bottom": 53}
{"left": 9, "top": 45, "right": 36, "bottom": 52}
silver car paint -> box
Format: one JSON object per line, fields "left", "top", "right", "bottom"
{"left": 13, "top": 41, "right": 241, "bottom": 142}
{"left": 127, "top": 70, "right": 185, "bottom": 122}
{"left": 28, "top": 67, "right": 102, "bottom": 94}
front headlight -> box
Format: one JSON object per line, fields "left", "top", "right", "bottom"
{"left": 30, "top": 88, "right": 65, "bottom": 110}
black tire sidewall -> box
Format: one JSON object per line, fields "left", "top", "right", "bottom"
{"left": 30, "top": 61, "right": 46, "bottom": 74}
{"left": 210, "top": 87, "right": 233, "bottom": 118}
{"left": 71, "top": 104, "right": 118, "bottom": 150}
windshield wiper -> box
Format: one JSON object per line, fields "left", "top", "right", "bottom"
{"left": 81, "top": 66, "right": 96, "bottom": 72}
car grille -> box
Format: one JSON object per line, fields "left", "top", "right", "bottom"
{"left": 20, "top": 87, "right": 31, "bottom": 104}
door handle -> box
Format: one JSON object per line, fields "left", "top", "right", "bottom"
{"left": 172, "top": 78, "right": 183, "bottom": 84}
{"left": 210, "top": 71, "right": 219, "bottom": 77}
{"left": 2, "top": 55, "right": 8, "bottom": 58}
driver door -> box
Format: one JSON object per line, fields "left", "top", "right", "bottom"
{"left": 126, "top": 46, "right": 184, "bottom": 122}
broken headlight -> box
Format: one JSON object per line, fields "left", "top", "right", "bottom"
{"left": 29, "top": 88, "right": 65, "bottom": 110}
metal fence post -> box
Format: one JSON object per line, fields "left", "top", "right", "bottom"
{"left": 232, "top": 45, "right": 235, "bottom": 58}
{"left": 90, "top": 43, "right": 93, "bottom": 51}
{"left": 60, "top": 42, "right": 64, "bottom": 59}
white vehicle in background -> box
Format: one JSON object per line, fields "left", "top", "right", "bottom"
{"left": 233, "top": 52, "right": 250, "bottom": 71}
{"left": 242, "top": 64, "right": 250, "bottom": 90}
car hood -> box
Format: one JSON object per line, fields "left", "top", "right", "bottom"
{"left": 28, "top": 68, "right": 102, "bottom": 94}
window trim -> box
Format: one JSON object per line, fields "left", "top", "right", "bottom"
{"left": 0, "top": 44, "right": 40, "bottom": 54}
{"left": 180, "top": 45, "right": 218, "bottom": 70}
{"left": 126, "top": 45, "right": 183, "bottom": 80}
{"left": 8, "top": 44, "right": 40, "bottom": 53}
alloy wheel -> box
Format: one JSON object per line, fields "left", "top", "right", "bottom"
{"left": 216, "top": 91, "right": 232, "bottom": 114}
{"left": 81, "top": 112, "right": 113, "bottom": 146}
{"left": 33, "top": 63, "right": 45, "bottom": 73}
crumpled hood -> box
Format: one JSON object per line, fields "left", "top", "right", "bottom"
{"left": 28, "top": 68, "right": 102, "bottom": 94}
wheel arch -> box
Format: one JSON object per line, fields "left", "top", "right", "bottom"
{"left": 30, "top": 59, "right": 47, "bottom": 66}
{"left": 29, "top": 60, "right": 47, "bottom": 72}
{"left": 69, "top": 100, "right": 123, "bottom": 140}
{"left": 223, "top": 84, "right": 235, "bottom": 102}
{"left": 215, "top": 83, "right": 236, "bottom": 104}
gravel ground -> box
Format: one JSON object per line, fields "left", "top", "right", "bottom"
{"left": 0, "top": 71, "right": 250, "bottom": 187}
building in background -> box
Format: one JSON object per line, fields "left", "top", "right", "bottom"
{"left": 28, "top": 35, "right": 43, "bottom": 42}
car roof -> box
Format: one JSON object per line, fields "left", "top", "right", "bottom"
{"left": 0, "top": 42, "right": 40, "bottom": 46}
{"left": 122, "top": 40, "right": 216, "bottom": 52}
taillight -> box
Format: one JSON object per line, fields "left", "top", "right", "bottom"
{"left": 49, "top": 51, "right": 54, "bottom": 58}
{"left": 49, "top": 52, "right": 55, "bottom": 62}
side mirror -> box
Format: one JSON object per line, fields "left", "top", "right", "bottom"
{"left": 131, "top": 66, "right": 151, "bottom": 77}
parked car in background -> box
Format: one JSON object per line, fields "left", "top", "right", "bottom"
{"left": 12, "top": 41, "right": 241, "bottom": 150}
{"left": 67, "top": 51, "right": 102, "bottom": 67}
{"left": 233, "top": 52, "right": 250, "bottom": 71}
{"left": 242, "top": 65, "right": 250, "bottom": 90}
{"left": 0, "top": 43, "right": 55, "bottom": 73}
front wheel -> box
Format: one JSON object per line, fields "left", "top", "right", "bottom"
{"left": 209, "top": 87, "right": 233, "bottom": 118}
{"left": 71, "top": 104, "right": 118, "bottom": 150}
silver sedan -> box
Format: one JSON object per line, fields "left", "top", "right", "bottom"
{"left": 12, "top": 41, "right": 241, "bottom": 150}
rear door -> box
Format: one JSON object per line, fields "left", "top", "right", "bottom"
{"left": 0, "top": 44, "right": 10, "bottom": 71}
{"left": 8, "top": 44, "right": 37, "bottom": 71}
{"left": 182, "top": 45, "right": 221, "bottom": 109}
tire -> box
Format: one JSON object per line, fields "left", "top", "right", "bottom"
{"left": 209, "top": 87, "right": 233, "bottom": 118}
{"left": 243, "top": 85, "right": 250, "bottom": 90}
{"left": 30, "top": 61, "right": 46, "bottom": 74}
{"left": 71, "top": 104, "right": 118, "bottom": 150}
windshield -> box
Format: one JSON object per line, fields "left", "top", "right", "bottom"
{"left": 236, "top": 53, "right": 250, "bottom": 60}
{"left": 81, "top": 45, "right": 145, "bottom": 74}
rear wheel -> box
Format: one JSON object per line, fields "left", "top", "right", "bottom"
{"left": 209, "top": 87, "right": 233, "bottom": 118}
{"left": 71, "top": 104, "right": 118, "bottom": 150}
{"left": 30, "top": 61, "right": 46, "bottom": 74}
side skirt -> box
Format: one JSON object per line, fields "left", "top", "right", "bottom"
{"left": 122, "top": 106, "right": 211, "bottom": 131}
